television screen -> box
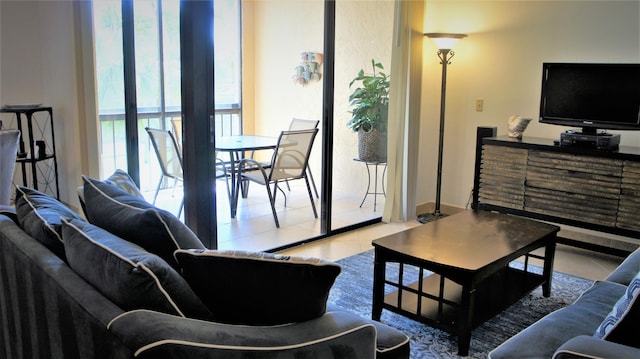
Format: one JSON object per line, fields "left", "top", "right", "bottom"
{"left": 539, "top": 63, "right": 640, "bottom": 134}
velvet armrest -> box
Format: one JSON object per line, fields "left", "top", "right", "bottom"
{"left": 108, "top": 309, "right": 378, "bottom": 359}
{"left": 553, "top": 335, "right": 640, "bottom": 359}
{"left": 605, "top": 247, "right": 640, "bottom": 286}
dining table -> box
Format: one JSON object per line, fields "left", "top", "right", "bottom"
{"left": 215, "top": 135, "right": 278, "bottom": 218}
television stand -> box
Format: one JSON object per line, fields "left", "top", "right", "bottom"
{"left": 559, "top": 130, "right": 620, "bottom": 150}
{"left": 474, "top": 130, "right": 640, "bottom": 256}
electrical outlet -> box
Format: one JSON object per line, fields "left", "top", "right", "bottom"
{"left": 475, "top": 99, "right": 484, "bottom": 112}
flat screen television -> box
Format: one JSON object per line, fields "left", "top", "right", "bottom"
{"left": 539, "top": 62, "right": 640, "bottom": 135}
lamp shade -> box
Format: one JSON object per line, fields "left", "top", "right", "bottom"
{"left": 424, "top": 33, "right": 467, "bottom": 50}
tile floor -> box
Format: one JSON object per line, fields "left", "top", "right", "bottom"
{"left": 151, "top": 178, "right": 389, "bottom": 252}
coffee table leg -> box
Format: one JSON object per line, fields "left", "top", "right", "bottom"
{"left": 372, "top": 249, "right": 385, "bottom": 321}
{"left": 542, "top": 238, "right": 557, "bottom": 298}
{"left": 457, "top": 284, "right": 475, "bottom": 356}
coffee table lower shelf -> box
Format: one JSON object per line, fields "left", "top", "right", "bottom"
{"left": 382, "top": 265, "right": 545, "bottom": 333}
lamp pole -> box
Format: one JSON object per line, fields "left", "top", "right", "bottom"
{"left": 433, "top": 48, "right": 453, "bottom": 219}
{"left": 419, "top": 33, "right": 466, "bottom": 224}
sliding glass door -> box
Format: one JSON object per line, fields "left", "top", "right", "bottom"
{"left": 93, "top": 0, "right": 394, "bottom": 251}
{"left": 94, "top": 0, "right": 241, "bottom": 218}
{"left": 93, "top": 0, "right": 182, "bottom": 205}
{"left": 329, "top": 1, "right": 393, "bottom": 232}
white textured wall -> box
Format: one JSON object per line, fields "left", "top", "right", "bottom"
{"left": 247, "top": 0, "right": 394, "bottom": 196}
{"left": 0, "top": 1, "right": 84, "bottom": 210}
{"left": 420, "top": 0, "right": 640, "bottom": 210}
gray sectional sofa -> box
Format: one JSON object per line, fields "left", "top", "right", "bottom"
{"left": 0, "top": 175, "right": 409, "bottom": 358}
{"left": 489, "top": 246, "right": 640, "bottom": 358}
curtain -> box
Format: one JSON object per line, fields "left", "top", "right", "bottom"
{"left": 383, "top": 0, "right": 424, "bottom": 222}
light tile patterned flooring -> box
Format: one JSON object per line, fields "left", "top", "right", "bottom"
{"left": 151, "top": 178, "right": 390, "bottom": 252}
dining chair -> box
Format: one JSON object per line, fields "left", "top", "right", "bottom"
{"left": 237, "top": 129, "right": 319, "bottom": 228}
{"left": 146, "top": 127, "right": 185, "bottom": 217}
{"left": 170, "top": 118, "right": 183, "bottom": 153}
{"left": 0, "top": 130, "right": 20, "bottom": 206}
{"left": 146, "top": 127, "right": 230, "bottom": 218}
{"left": 286, "top": 118, "right": 319, "bottom": 198}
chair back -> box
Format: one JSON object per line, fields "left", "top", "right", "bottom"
{"left": 270, "top": 129, "right": 318, "bottom": 181}
{"left": 145, "top": 127, "right": 183, "bottom": 181}
{"left": 0, "top": 130, "right": 20, "bottom": 205}
{"left": 288, "top": 118, "right": 319, "bottom": 131}
{"left": 170, "top": 118, "right": 183, "bottom": 152}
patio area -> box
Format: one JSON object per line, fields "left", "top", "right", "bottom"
{"left": 149, "top": 174, "right": 386, "bottom": 252}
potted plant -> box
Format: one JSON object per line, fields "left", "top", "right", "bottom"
{"left": 347, "top": 59, "right": 390, "bottom": 162}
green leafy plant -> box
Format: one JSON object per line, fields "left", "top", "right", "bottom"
{"left": 347, "top": 59, "right": 390, "bottom": 132}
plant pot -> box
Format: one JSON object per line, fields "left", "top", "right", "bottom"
{"left": 358, "top": 127, "right": 387, "bottom": 162}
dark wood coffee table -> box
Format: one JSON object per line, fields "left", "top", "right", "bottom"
{"left": 371, "top": 210, "right": 559, "bottom": 356}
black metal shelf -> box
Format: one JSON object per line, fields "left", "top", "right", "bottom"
{"left": 0, "top": 105, "right": 59, "bottom": 199}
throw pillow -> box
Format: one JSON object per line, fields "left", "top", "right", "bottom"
{"left": 82, "top": 175, "right": 204, "bottom": 270}
{"left": 104, "top": 169, "right": 145, "bottom": 198}
{"left": 174, "top": 249, "right": 341, "bottom": 325}
{"left": 15, "top": 186, "right": 83, "bottom": 260}
{"left": 62, "top": 218, "right": 213, "bottom": 320}
{"left": 594, "top": 270, "right": 640, "bottom": 347}
{"left": 78, "top": 169, "right": 144, "bottom": 216}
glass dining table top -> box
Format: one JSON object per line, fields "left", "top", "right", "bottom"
{"left": 215, "top": 135, "right": 278, "bottom": 151}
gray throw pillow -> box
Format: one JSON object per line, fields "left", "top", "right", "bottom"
{"left": 174, "top": 249, "right": 341, "bottom": 325}
{"left": 78, "top": 169, "right": 144, "bottom": 216}
{"left": 82, "top": 175, "right": 205, "bottom": 270}
{"left": 62, "top": 218, "right": 213, "bottom": 320}
{"left": 15, "top": 186, "right": 83, "bottom": 260}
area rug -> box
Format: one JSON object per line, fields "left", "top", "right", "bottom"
{"left": 328, "top": 249, "right": 594, "bottom": 359}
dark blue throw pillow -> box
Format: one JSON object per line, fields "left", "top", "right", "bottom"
{"left": 62, "top": 219, "right": 213, "bottom": 320}
{"left": 174, "top": 249, "right": 341, "bottom": 325}
{"left": 82, "top": 175, "right": 205, "bottom": 270}
{"left": 15, "top": 186, "right": 83, "bottom": 260}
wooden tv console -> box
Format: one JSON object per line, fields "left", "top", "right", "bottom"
{"left": 472, "top": 129, "right": 640, "bottom": 256}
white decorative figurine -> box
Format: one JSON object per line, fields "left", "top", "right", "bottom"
{"left": 508, "top": 115, "right": 532, "bottom": 138}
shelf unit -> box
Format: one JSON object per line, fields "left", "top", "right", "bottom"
{"left": 0, "top": 105, "right": 60, "bottom": 200}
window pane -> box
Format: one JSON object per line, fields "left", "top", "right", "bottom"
{"left": 94, "top": 1, "right": 124, "bottom": 113}
{"left": 94, "top": 1, "right": 126, "bottom": 178}
{"left": 214, "top": 0, "right": 241, "bottom": 107}
{"left": 134, "top": 0, "right": 161, "bottom": 112}
{"left": 162, "top": 0, "right": 181, "bottom": 110}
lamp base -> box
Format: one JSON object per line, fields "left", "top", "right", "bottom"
{"left": 417, "top": 211, "right": 448, "bottom": 224}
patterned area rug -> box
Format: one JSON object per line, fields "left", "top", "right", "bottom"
{"left": 328, "top": 249, "right": 594, "bottom": 359}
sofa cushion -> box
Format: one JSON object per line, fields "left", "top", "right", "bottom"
{"left": 82, "top": 175, "right": 204, "bottom": 270}
{"left": 61, "top": 218, "right": 213, "bottom": 320}
{"left": 0, "top": 205, "right": 17, "bottom": 223}
{"left": 594, "top": 271, "right": 640, "bottom": 347}
{"left": 174, "top": 249, "right": 341, "bottom": 325}
{"left": 15, "top": 186, "right": 83, "bottom": 260}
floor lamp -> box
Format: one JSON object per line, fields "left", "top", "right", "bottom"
{"left": 418, "top": 33, "right": 467, "bottom": 224}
